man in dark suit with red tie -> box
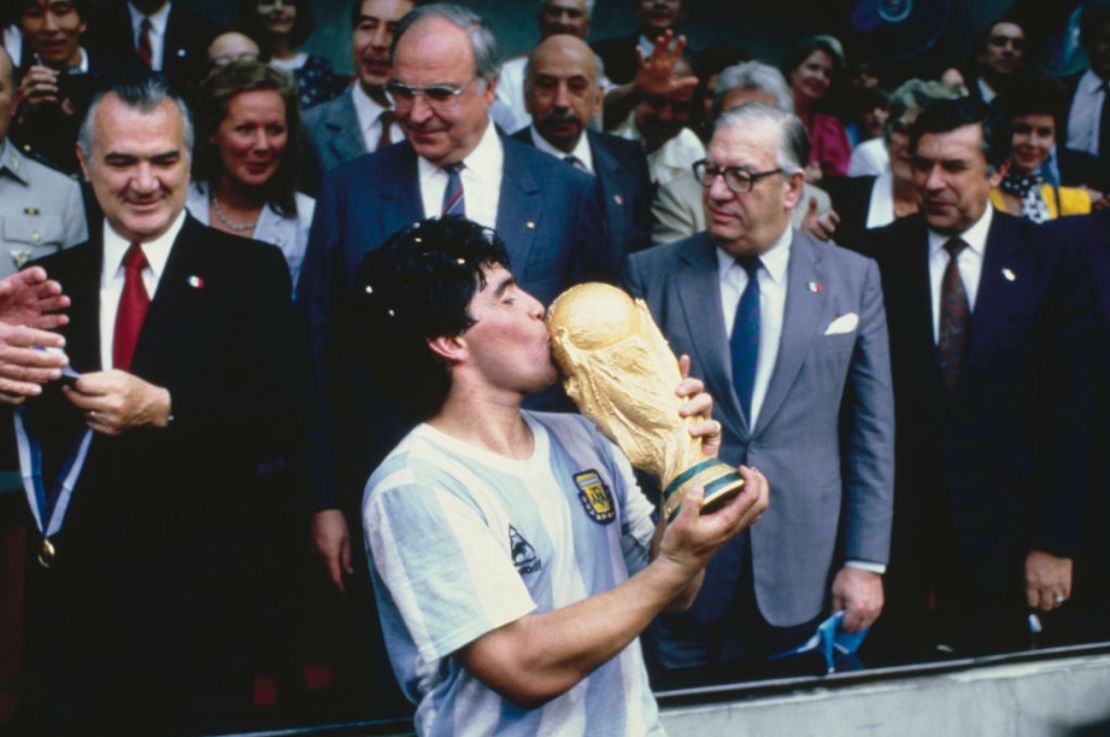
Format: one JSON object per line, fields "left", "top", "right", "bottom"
{"left": 9, "top": 75, "right": 301, "bottom": 732}
{"left": 862, "top": 98, "right": 1092, "bottom": 659}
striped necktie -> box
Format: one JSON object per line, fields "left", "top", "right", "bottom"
{"left": 137, "top": 18, "right": 154, "bottom": 68}
{"left": 441, "top": 163, "right": 465, "bottom": 218}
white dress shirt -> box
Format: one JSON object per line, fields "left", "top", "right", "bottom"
{"left": 848, "top": 137, "right": 890, "bottom": 177}
{"left": 927, "top": 204, "right": 992, "bottom": 344}
{"left": 864, "top": 169, "right": 896, "bottom": 229}
{"left": 351, "top": 83, "right": 400, "bottom": 153}
{"left": 977, "top": 78, "right": 997, "bottom": 104}
{"left": 98, "top": 211, "right": 185, "bottom": 370}
{"left": 3, "top": 25, "right": 22, "bottom": 64}
{"left": 1066, "top": 69, "right": 1106, "bottom": 157}
{"left": 716, "top": 227, "right": 791, "bottom": 429}
{"left": 528, "top": 125, "right": 594, "bottom": 175}
{"left": 417, "top": 120, "right": 503, "bottom": 230}
{"left": 127, "top": 1, "right": 171, "bottom": 71}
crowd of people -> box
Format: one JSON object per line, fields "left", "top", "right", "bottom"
{"left": 0, "top": 0, "right": 1108, "bottom": 735}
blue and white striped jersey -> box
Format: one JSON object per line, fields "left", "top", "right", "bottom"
{"left": 364, "top": 410, "right": 665, "bottom": 737}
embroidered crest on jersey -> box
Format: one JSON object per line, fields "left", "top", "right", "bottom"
{"left": 574, "top": 470, "right": 616, "bottom": 524}
{"left": 508, "top": 525, "right": 541, "bottom": 574}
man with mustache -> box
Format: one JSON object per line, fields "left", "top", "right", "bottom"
{"left": 495, "top": 0, "right": 601, "bottom": 134}
{"left": 513, "top": 34, "right": 652, "bottom": 260}
{"left": 862, "top": 97, "right": 1092, "bottom": 658}
{"left": 303, "top": 0, "right": 415, "bottom": 172}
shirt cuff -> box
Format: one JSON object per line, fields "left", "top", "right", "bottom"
{"left": 845, "top": 559, "right": 886, "bottom": 575}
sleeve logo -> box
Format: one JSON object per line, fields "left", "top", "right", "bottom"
{"left": 509, "top": 525, "right": 541, "bottom": 574}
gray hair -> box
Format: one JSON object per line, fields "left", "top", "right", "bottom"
{"left": 392, "top": 3, "right": 501, "bottom": 81}
{"left": 538, "top": 0, "right": 594, "bottom": 18}
{"left": 713, "top": 61, "right": 793, "bottom": 119}
{"left": 715, "top": 102, "right": 809, "bottom": 173}
{"left": 885, "top": 78, "right": 963, "bottom": 142}
{"left": 77, "top": 76, "right": 194, "bottom": 158}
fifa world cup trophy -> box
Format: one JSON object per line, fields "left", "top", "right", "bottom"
{"left": 546, "top": 283, "right": 744, "bottom": 521}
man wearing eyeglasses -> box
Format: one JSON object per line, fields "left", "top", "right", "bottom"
{"left": 622, "top": 102, "right": 894, "bottom": 678}
{"left": 298, "top": 1, "right": 607, "bottom": 680}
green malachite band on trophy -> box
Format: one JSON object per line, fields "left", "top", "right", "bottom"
{"left": 662, "top": 458, "right": 720, "bottom": 502}
{"left": 665, "top": 469, "right": 745, "bottom": 522}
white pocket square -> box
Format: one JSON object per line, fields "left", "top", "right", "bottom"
{"left": 824, "top": 312, "right": 859, "bottom": 335}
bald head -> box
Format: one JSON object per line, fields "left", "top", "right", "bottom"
{"left": 207, "top": 32, "right": 260, "bottom": 66}
{"left": 525, "top": 34, "right": 602, "bottom": 152}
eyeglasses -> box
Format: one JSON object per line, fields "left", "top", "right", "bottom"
{"left": 693, "top": 160, "right": 783, "bottom": 194}
{"left": 384, "top": 78, "right": 484, "bottom": 110}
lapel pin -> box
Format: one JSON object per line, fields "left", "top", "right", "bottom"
{"left": 187, "top": 275, "right": 205, "bottom": 289}
{"left": 808, "top": 280, "right": 823, "bottom": 293}
{"left": 177, "top": 48, "right": 187, "bottom": 58}
{"left": 1002, "top": 268, "right": 1016, "bottom": 282}
{"left": 525, "top": 220, "right": 535, "bottom": 230}
{"left": 23, "top": 207, "right": 39, "bottom": 216}
{"left": 613, "top": 194, "right": 624, "bottom": 206}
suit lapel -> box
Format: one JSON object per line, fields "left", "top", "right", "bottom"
{"left": 753, "top": 232, "right": 827, "bottom": 436}
{"left": 379, "top": 144, "right": 424, "bottom": 234}
{"left": 588, "top": 132, "right": 626, "bottom": 253}
{"left": 496, "top": 138, "right": 542, "bottom": 272}
{"left": 129, "top": 217, "right": 205, "bottom": 378}
{"left": 328, "top": 92, "right": 368, "bottom": 164}
{"left": 966, "top": 214, "right": 1025, "bottom": 377}
{"left": 61, "top": 240, "right": 104, "bottom": 374}
{"left": 906, "top": 222, "right": 945, "bottom": 396}
{"left": 675, "top": 234, "right": 746, "bottom": 440}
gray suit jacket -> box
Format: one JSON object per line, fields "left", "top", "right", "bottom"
{"left": 303, "top": 89, "right": 367, "bottom": 173}
{"left": 622, "top": 230, "right": 894, "bottom": 663}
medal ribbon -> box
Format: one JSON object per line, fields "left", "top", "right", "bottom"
{"left": 13, "top": 407, "right": 94, "bottom": 539}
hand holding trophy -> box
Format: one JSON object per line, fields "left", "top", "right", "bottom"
{"left": 546, "top": 283, "right": 744, "bottom": 521}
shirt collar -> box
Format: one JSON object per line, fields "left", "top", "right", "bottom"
{"left": 715, "top": 226, "right": 793, "bottom": 285}
{"left": 1080, "top": 68, "right": 1107, "bottom": 93}
{"left": 416, "top": 117, "right": 503, "bottom": 184}
{"left": 101, "top": 209, "right": 186, "bottom": 290}
{"left": 927, "top": 201, "right": 993, "bottom": 259}
{"left": 128, "top": 1, "right": 171, "bottom": 36}
{"left": 351, "top": 82, "right": 388, "bottom": 128}
{"left": 0, "top": 139, "right": 30, "bottom": 185}
{"left": 75, "top": 46, "right": 89, "bottom": 73}
{"left": 528, "top": 125, "right": 594, "bottom": 174}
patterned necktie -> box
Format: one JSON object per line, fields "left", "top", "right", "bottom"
{"left": 376, "top": 109, "right": 394, "bottom": 151}
{"left": 937, "top": 238, "right": 969, "bottom": 393}
{"left": 729, "top": 257, "right": 761, "bottom": 421}
{"left": 441, "top": 163, "right": 465, "bottom": 218}
{"left": 137, "top": 17, "right": 154, "bottom": 68}
{"left": 113, "top": 242, "right": 150, "bottom": 371}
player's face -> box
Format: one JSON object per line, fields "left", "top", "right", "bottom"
{"left": 462, "top": 265, "right": 558, "bottom": 395}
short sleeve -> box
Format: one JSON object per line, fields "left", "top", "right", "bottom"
{"left": 366, "top": 477, "right": 537, "bottom": 663}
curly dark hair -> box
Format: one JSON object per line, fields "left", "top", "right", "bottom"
{"left": 992, "top": 73, "right": 1068, "bottom": 143}
{"left": 910, "top": 96, "right": 1011, "bottom": 173}
{"left": 350, "top": 218, "right": 511, "bottom": 421}
{"left": 191, "top": 60, "right": 302, "bottom": 217}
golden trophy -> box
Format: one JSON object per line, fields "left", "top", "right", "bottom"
{"left": 546, "top": 283, "right": 744, "bottom": 522}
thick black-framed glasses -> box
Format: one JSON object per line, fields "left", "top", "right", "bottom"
{"left": 384, "top": 78, "right": 483, "bottom": 110}
{"left": 693, "top": 159, "right": 783, "bottom": 194}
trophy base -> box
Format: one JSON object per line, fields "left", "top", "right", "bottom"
{"left": 662, "top": 458, "right": 745, "bottom": 522}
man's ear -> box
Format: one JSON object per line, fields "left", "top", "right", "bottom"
{"left": 75, "top": 145, "right": 91, "bottom": 183}
{"left": 783, "top": 168, "right": 806, "bottom": 209}
{"left": 427, "top": 334, "right": 466, "bottom": 364}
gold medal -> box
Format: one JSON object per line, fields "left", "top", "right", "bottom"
{"left": 37, "top": 538, "right": 55, "bottom": 569}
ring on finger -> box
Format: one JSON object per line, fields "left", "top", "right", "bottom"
{"left": 1054, "top": 594, "right": 1067, "bottom": 605}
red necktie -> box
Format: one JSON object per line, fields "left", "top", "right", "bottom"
{"left": 137, "top": 18, "right": 154, "bottom": 68}
{"left": 113, "top": 242, "right": 150, "bottom": 371}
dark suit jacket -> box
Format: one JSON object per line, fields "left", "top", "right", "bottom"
{"left": 863, "top": 212, "right": 1092, "bottom": 598}
{"left": 84, "top": 1, "right": 220, "bottom": 95}
{"left": 822, "top": 174, "right": 878, "bottom": 252}
{"left": 623, "top": 230, "right": 894, "bottom": 664}
{"left": 298, "top": 133, "right": 607, "bottom": 513}
{"left": 14, "top": 216, "right": 301, "bottom": 725}
{"left": 512, "top": 126, "right": 652, "bottom": 263}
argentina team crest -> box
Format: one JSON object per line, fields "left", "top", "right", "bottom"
{"left": 574, "top": 470, "right": 616, "bottom": 524}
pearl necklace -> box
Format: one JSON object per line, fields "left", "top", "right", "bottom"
{"left": 211, "top": 195, "right": 258, "bottom": 232}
